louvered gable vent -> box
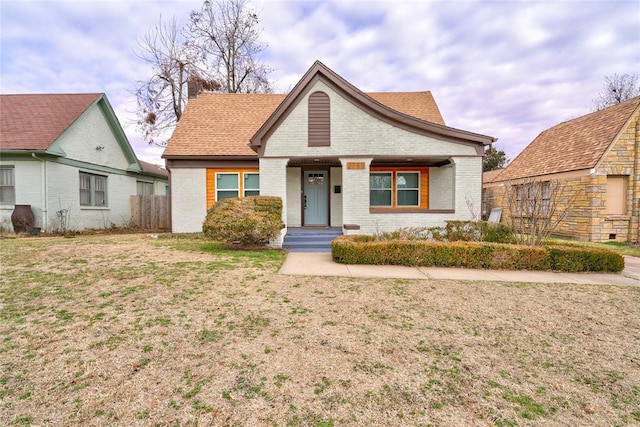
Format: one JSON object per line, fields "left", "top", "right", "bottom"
{"left": 308, "top": 91, "right": 330, "bottom": 146}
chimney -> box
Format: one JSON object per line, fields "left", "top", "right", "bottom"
{"left": 188, "top": 81, "right": 201, "bottom": 99}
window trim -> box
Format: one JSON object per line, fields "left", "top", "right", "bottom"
{"left": 136, "top": 180, "right": 154, "bottom": 196}
{"left": 396, "top": 171, "right": 420, "bottom": 207}
{"left": 370, "top": 172, "right": 393, "bottom": 207}
{"left": 0, "top": 166, "right": 15, "bottom": 205}
{"left": 369, "top": 169, "right": 423, "bottom": 209}
{"left": 243, "top": 172, "right": 260, "bottom": 197}
{"left": 79, "top": 172, "right": 108, "bottom": 207}
{"left": 215, "top": 172, "right": 240, "bottom": 201}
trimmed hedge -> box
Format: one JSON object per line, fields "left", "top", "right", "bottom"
{"left": 202, "top": 196, "right": 282, "bottom": 245}
{"left": 331, "top": 235, "right": 624, "bottom": 273}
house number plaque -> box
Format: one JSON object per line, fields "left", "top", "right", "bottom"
{"left": 346, "top": 162, "right": 365, "bottom": 170}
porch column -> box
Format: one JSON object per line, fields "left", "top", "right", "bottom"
{"left": 453, "top": 156, "right": 483, "bottom": 219}
{"left": 259, "top": 158, "right": 289, "bottom": 247}
{"left": 340, "top": 157, "right": 373, "bottom": 234}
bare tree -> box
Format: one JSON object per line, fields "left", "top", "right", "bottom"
{"left": 503, "top": 178, "right": 578, "bottom": 246}
{"left": 133, "top": 0, "right": 271, "bottom": 145}
{"left": 593, "top": 73, "right": 640, "bottom": 111}
{"left": 187, "top": 0, "right": 271, "bottom": 93}
{"left": 134, "top": 16, "right": 200, "bottom": 146}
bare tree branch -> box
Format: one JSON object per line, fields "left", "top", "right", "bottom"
{"left": 187, "top": 0, "right": 271, "bottom": 94}
{"left": 503, "top": 178, "right": 579, "bottom": 246}
{"left": 593, "top": 73, "right": 640, "bottom": 111}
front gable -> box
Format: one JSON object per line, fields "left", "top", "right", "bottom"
{"left": 250, "top": 61, "right": 494, "bottom": 160}
{"left": 51, "top": 96, "right": 141, "bottom": 172}
{"left": 263, "top": 80, "right": 482, "bottom": 160}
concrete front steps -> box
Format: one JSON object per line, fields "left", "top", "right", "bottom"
{"left": 282, "top": 227, "right": 343, "bottom": 252}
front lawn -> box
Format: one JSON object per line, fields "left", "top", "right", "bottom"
{"left": 1, "top": 234, "right": 639, "bottom": 426}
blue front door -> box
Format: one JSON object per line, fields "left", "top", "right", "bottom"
{"left": 303, "top": 170, "right": 328, "bottom": 226}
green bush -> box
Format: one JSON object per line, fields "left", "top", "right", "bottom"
{"left": 202, "top": 196, "right": 282, "bottom": 245}
{"left": 371, "top": 221, "right": 514, "bottom": 244}
{"left": 547, "top": 244, "right": 624, "bottom": 272}
{"left": 332, "top": 235, "right": 623, "bottom": 272}
{"left": 480, "top": 222, "right": 515, "bottom": 244}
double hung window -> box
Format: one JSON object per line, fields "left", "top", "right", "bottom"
{"left": 216, "top": 173, "right": 239, "bottom": 201}
{"left": 0, "top": 166, "right": 15, "bottom": 204}
{"left": 243, "top": 173, "right": 260, "bottom": 197}
{"left": 80, "top": 172, "right": 107, "bottom": 207}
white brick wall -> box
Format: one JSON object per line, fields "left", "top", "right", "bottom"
{"left": 337, "top": 156, "right": 483, "bottom": 235}
{"left": 286, "top": 167, "right": 302, "bottom": 227}
{"left": 330, "top": 166, "right": 343, "bottom": 226}
{"left": 429, "top": 164, "right": 455, "bottom": 209}
{"left": 264, "top": 81, "right": 477, "bottom": 158}
{"left": 453, "top": 157, "right": 483, "bottom": 219}
{"left": 56, "top": 103, "right": 133, "bottom": 170}
{"left": 260, "top": 158, "right": 289, "bottom": 247}
{"left": 340, "top": 157, "right": 373, "bottom": 232}
{"left": 170, "top": 168, "right": 207, "bottom": 233}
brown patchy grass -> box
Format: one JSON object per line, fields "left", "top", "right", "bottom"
{"left": 1, "top": 234, "right": 639, "bottom": 427}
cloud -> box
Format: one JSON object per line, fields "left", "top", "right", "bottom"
{"left": 1, "top": 0, "right": 639, "bottom": 164}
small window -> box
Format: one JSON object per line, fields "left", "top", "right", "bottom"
{"left": 136, "top": 181, "right": 154, "bottom": 196}
{"left": 244, "top": 173, "right": 260, "bottom": 197}
{"left": 606, "top": 176, "right": 627, "bottom": 215}
{"left": 541, "top": 181, "right": 551, "bottom": 214}
{"left": 216, "top": 173, "right": 239, "bottom": 201}
{"left": 370, "top": 172, "right": 392, "bottom": 206}
{"left": 396, "top": 172, "right": 419, "bottom": 206}
{"left": 0, "top": 166, "right": 15, "bottom": 204}
{"left": 80, "top": 172, "right": 107, "bottom": 207}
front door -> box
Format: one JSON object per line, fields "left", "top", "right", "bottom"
{"left": 303, "top": 170, "right": 329, "bottom": 226}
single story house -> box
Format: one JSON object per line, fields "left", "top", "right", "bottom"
{"left": 483, "top": 96, "right": 640, "bottom": 243}
{"left": 0, "top": 93, "right": 168, "bottom": 232}
{"left": 163, "top": 61, "right": 496, "bottom": 246}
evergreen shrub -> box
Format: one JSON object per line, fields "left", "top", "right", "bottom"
{"left": 202, "top": 196, "right": 282, "bottom": 245}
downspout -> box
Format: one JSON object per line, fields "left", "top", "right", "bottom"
{"left": 31, "top": 153, "right": 48, "bottom": 231}
{"left": 631, "top": 119, "right": 640, "bottom": 243}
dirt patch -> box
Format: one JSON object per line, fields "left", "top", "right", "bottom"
{"left": 1, "top": 234, "right": 639, "bottom": 426}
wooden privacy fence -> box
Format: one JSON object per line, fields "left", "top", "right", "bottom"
{"left": 130, "top": 195, "right": 170, "bottom": 229}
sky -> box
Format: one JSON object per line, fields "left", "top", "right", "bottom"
{"left": 1, "top": 0, "right": 639, "bottom": 167}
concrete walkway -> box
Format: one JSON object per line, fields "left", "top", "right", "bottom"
{"left": 280, "top": 253, "right": 640, "bottom": 286}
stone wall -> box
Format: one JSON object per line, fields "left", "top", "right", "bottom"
{"left": 483, "top": 108, "right": 639, "bottom": 243}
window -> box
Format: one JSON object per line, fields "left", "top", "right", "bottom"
{"left": 541, "top": 181, "right": 551, "bottom": 214}
{"left": 0, "top": 166, "right": 15, "bottom": 204}
{"left": 514, "top": 181, "right": 551, "bottom": 215}
{"left": 396, "top": 172, "right": 420, "bottom": 206}
{"left": 79, "top": 172, "right": 107, "bottom": 207}
{"left": 243, "top": 173, "right": 260, "bottom": 197}
{"left": 216, "top": 173, "right": 239, "bottom": 201}
{"left": 606, "top": 176, "right": 627, "bottom": 215}
{"left": 136, "top": 181, "right": 154, "bottom": 196}
{"left": 370, "top": 171, "right": 421, "bottom": 207}
{"left": 308, "top": 91, "right": 330, "bottom": 147}
{"left": 370, "top": 172, "right": 392, "bottom": 206}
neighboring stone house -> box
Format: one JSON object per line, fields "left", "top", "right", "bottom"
{"left": 163, "top": 61, "right": 496, "bottom": 246}
{"left": 483, "top": 96, "right": 640, "bottom": 243}
{"left": 0, "top": 93, "right": 168, "bottom": 232}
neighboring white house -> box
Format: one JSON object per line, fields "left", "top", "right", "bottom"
{"left": 162, "top": 61, "right": 496, "bottom": 245}
{"left": 0, "top": 93, "right": 168, "bottom": 232}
